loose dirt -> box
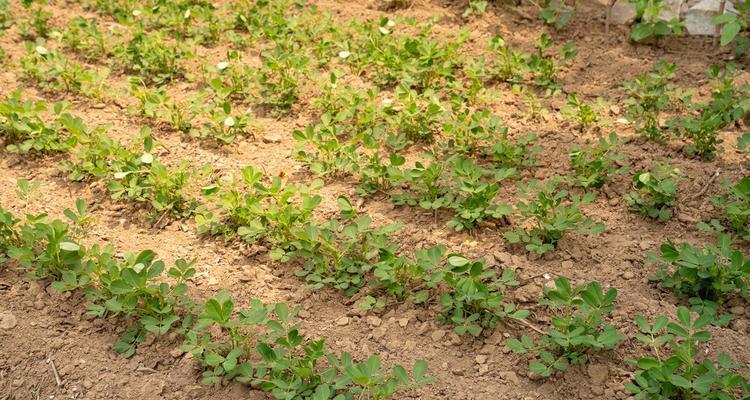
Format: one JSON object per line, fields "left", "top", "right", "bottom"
{"left": 1, "top": 0, "right": 749, "bottom": 399}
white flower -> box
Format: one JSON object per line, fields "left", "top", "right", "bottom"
{"left": 216, "top": 61, "right": 229, "bottom": 71}
{"left": 140, "top": 152, "right": 153, "bottom": 164}
{"left": 184, "top": 9, "right": 191, "bottom": 19}
{"left": 132, "top": 9, "right": 142, "bottom": 16}
{"left": 35, "top": 46, "right": 48, "bottom": 55}
{"left": 224, "top": 116, "right": 235, "bottom": 127}
{"left": 381, "top": 98, "right": 393, "bottom": 106}
{"left": 114, "top": 172, "right": 129, "bottom": 179}
{"left": 378, "top": 26, "right": 390, "bottom": 35}
{"left": 386, "top": 19, "right": 395, "bottom": 27}
{"left": 338, "top": 50, "right": 351, "bottom": 59}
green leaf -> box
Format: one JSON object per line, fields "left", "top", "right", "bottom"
{"left": 529, "top": 362, "right": 550, "bottom": 377}
{"left": 413, "top": 360, "right": 428, "bottom": 379}
{"left": 720, "top": 20, "right": 742, "bottom": 46}
{"left": 669, "top": 374, "right": 692, "bottom": 389}
{"left": 631, "top": 23, "right": 653, "bottom": 42}
{"left": 60, "top": 242, "right": 80, "bottom": 252}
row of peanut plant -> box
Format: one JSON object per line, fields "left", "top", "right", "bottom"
{"left": 0, "top": 201, "right": 434, "bottom": 399}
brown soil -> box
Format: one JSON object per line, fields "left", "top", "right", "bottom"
{"left": 1, "top": 0, "right": 750, "bottom": 399}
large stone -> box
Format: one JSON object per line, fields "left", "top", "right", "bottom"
{"left": 588, "top": 364, "right": 610, "bottom": 384}
{"left": 684, "top": 0, "right": 738, "bottom": 35}
{"left": 600, "top": 0, "right": 736, "bottom": 36}
{"left": 0, "top": 312, "right": 17, "bottom": 330}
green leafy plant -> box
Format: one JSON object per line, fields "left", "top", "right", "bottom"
{"left": 105, "top": 128, "right": 203, "bottom": 219}
{"left": 622, "top": 62, "right": 678, "bottom": 141}
{"left": 0, "top": 207, "right": 19, "bottom": 264}
{"left": 15, "top": 178, "right": 42, "bottom": 211}
{"left": 257, "top": 46, "right": 307, "bottom": 114}
{"left": 712, "top": 0, "right": 750, "bottom": 57}
{"left": 0, "top": 203, "right": 436, "bottom": 399}
{"left": 539, "top": 0, "right": 575, "bottom": 29}
{"left": 527, "top": 33, "right": 577, "bottom": 95}
{"left": 438, "top": 254, "right": 527, "bottom": 335}
{"left": 115, "top": 27, "right": 189, "bottom": 84}
{"left": 507, "top": 277, "right": 623, "bottom": 377}
{"left": 372, "top": 245, "right": 446, "bottom": 303}
{"left": 629, "top": 0, "right": 683, "bottom": 42}
{"left": 200, "top": 101, "right": 258, "bottom": 144}
{"left": 446, "top": 156, "right": 513, "bottom": 231}
{"left": 183, "top": 290, "right": 434, "bottom": 397}
{"left": 561, "top": 93, "right": 599, "bottom": 131}
{"left": 710, "top": 177, "right": 750, "bottom": 242}
{"left": 463, "top": 0, "right": 488, "bottom": 18}
{"left": 284, "top": 197, "right": 401, "bottom": 296}
{"left": 625, "top": 164, "right": 681, "bottom": 220}
{"left": 440, "top": 109, "right": 506, "bottom": 156}
{"left": 0, "top": 0, "right": 12, "bottom": 30}
{"left": 387, "top": 86, "right": 446, "bottom": 144}
{"left": 626, "top": 308, "right": 750, "bottom": 399}
{"left": 486, "top": 35, "right": 526, "bottom": 84}
{"left": 0, "top": 92, "right": 77, "bottom": 154}
{"left": 649, "top": 234, "right": 750, "bottom": 302}
{"left": 487, "top": 131, "right": 541, "bottom": 169}
{"left": 356, "top": 151, "right": 405, "bottom": 196}
{"left": 390, "top": 157, "right": 453, "bottom": 214}
{"left": 196, "top": 165, "right": 322, "bottom": 249}
{"left": 505, "top": 176, "right": 604, "bottom": 254}
{"left": 293, "top": 115, "right": 359, "bottom": 177}
{"left": 668, "top": 65, "right": 750, "bottom": 159}
{"left": 569, "top": 132, "right": 628, "bottom": 188}
{"left": 91, "top": 251, "right": 196, "bottom": 357}
{"left": 20, "top": 42, "right": 110, "bottom": 98}
{"left": 61, "top": 16, "right": 110, "bottom": 62}
{"left": 17, "top": 1, "right": 50, "bottom": 39}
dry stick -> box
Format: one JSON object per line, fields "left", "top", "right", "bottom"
{"left": 46, "top": 357, "right": 62, "bottom": 387}
{"left": 605, "top": 0, "right": 618, "bottom": 33}
{"left": 691, "top": 168, "right": 721, "bottom": 200}
{"left": 714, "top": 0, "right": 728, "bottom": 47}
{"left": 515, "top": 317, "right": 546, "bottom": 335}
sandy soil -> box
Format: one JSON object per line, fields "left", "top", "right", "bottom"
{"left": 1, "top": 0, "right": 749, "bottom": 399}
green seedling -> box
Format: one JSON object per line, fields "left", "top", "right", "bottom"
{"left": 649, "top": 234, "right": 750, "bottom": 303}
{"left": 626, "top": 308, "right": 750, "bottom": 399}
{"left": 438, "top": 254, "right": 527, "bottom": 335}
{"left": 507, "top": 277, "right": 623, "bottom": 377}
{"left": 569, "top": 132, "right": 628, "bottom": 188}
{"left": 505, "top": 176, "right": 604, "bottom": 254}
{"left": 625, "top": 164, "right": 681, "bottom": 220}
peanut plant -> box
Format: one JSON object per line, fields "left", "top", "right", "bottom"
{"left": 507, "top": 277, "right": 623, "bottom": 377}
{"left": 625, "top": 164, "right": 681, "bottom": 221}
{"left": 627, "top": 308, "right": 750, "bottom": 399}
{"left": 505, "top": 176, "right": 605, "bottom": 254}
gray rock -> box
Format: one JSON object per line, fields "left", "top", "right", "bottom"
{"left": 262, "top": 134, "right": 282, "bottom": 144}
{"left": 588, "top": 364, "right": 610, "bottom": 384}
{"left": 0, "top": 312, "right": 17, "bottom": 330}
{"left": 499, "top": 371, "right": 521, "bottom": 385}
{"left": 684, "top": 0, "right": 738, "bottom": 35}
